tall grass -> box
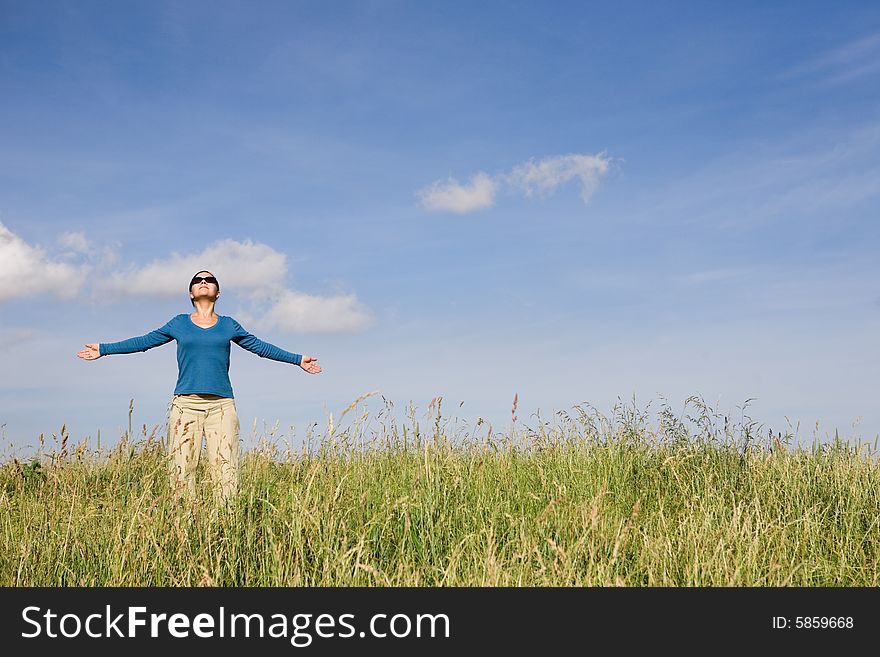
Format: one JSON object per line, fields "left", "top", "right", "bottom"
{"left": 1, "top": 396, "right": 878, "bottom": 586}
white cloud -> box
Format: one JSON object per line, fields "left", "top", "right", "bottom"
{"left": 98, "top": 243, "right": 121, "bottom": 268}
{"left": 820, "top": 32, "right": 880, "bottom": 68}
{"left": 784, "top": 31, "right": 880, "bottom": 85}
{"left": 59, "top": 231, "right": 91, "bottom": 254}
{"left": 95, "top": 239, "right": 288, "bottom": 297}
{"left": 630, "top": 120, "right": 880, "bottom": 231}
{"left": 681, "top": 267, "right": 753, "bottom": 286}
{"left": 57, "top": 231, "right": 121, "bottom": 272}
{"left": 0, "top": 229, "right": 371, "bottom": 333}
{"left": 93, "top": 237, "right": 372, "bottom": 333}
{"left": 418, "top": 152, "right": 611, "bottom": 214}
{"left": 0, "top": 222, "right": 90, "bottom": 302}
{"left": 246, "top": 289, "right": 373, "bottom": 333}
{"left": 418, "top": 172, "right": 497, "bottom": 213}
{"left": 506, "top": 153, "right": 610, "bottom": 203}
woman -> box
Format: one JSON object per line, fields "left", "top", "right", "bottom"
{"left": 76, "top": 270, "right": 321, "bottom": 500}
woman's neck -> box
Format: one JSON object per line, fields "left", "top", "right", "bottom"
{"left": 191, "top": 302, "right": 216, "bottom": 318}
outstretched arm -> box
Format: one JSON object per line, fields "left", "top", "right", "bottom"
{"left": 231, "top": 319, "right": 322, "bottom": 374}
{"left": 77, "top": 320, "right": 176, "bottom": 361}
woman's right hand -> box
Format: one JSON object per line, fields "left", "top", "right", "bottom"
{"left": 77, "top": 344, "right": 102, "bottom": 360}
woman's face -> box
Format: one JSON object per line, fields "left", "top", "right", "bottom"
{"left": 191, "top": 271, "right": 219, "bottom": 302}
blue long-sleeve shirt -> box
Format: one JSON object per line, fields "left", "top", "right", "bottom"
{"left": 99, "top": 314, "right": 302, "bottom": 398}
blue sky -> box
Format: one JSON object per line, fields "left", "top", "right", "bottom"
{"left": 1, "top": 0, "right": 878, "bottom": 455}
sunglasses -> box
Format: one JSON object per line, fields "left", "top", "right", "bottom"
{"left": 191, "top": 276, "right": 218, "bottom": 286}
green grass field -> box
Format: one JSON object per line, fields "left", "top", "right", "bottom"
{"left": 2, "top": 397, "right": 878, "bottom": 586}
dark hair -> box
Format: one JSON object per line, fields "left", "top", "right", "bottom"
{"left": 190, "top": 270, "right": 219, "bottom": 307}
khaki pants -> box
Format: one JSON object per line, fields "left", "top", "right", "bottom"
{"left": 167, "top": 394, "right": 240, "bottom": 500}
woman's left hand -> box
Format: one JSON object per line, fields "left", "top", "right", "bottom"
{"left": 300, "top": 355, "right": 322, "bottom": 374}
